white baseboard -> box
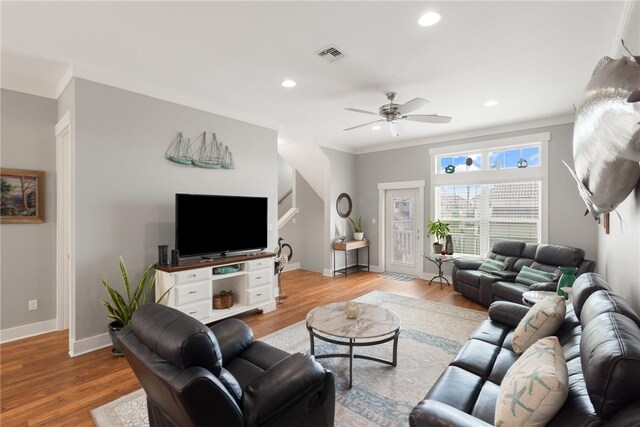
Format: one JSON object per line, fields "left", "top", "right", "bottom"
{"left": 282, "top": 262, "right": 300, "bottom": 272}
{"left": 69, "top": 332, "right": 111, "bottom": 357}
{"left": 0, "top": 319, "right": 57, "bottom": 343}
{"left": 323, "top": 268, "right": 333, "bottom": 277}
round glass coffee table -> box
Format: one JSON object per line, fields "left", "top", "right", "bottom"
{"left": 305, "top": 302, "right": 401, "bottom": 388}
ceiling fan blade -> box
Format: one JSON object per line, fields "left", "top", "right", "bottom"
{"left": 344, "top": 119, "right": 383, "bottom": 131}
{"left": 397, "top": 97, "right": 428, "bottom": 115}
{"left": 403, "top": 114, "right": 452, "bottom": 124}
{"left": 389, "top": 121, "right": 402, "bottom": 137}
{"left": 344, "top": 108, "right": 379, "bottom": 116}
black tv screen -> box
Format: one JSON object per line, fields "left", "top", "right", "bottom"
{"left": 175, "top": 193, "right": 268, "bottom": 258}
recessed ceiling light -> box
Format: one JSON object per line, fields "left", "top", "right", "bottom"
{"left": 371, "top": 125, "right": 381, "bottom": 131}
{"left": 484, "top": 100, "right": 499, "bottom": 107}
{"left": 281, "top": 80, "right": 296, "bottom": 88}
{"left": 418, "top": 12, "right": 441, "bottom": 27}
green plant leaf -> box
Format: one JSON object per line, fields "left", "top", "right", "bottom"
{"left": 118, "top": 256, "right": 132, "bottom": 307}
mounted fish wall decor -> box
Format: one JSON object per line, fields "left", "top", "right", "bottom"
{"left": 164, "top": 131, "right": 235, "bottom": 169}
{"left": 565, "top": 42, "right": 640, "bottom": 220}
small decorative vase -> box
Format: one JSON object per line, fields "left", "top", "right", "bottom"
{"left": 556, "top": 266, "right": 578, "bottom": 299}
{"left": 445, "top": 235, "right": 454, "bottom": 255}
{"left": 353, "top": 232, "right": 364, "bottom": 241}
{"left": 108, "top": 321, "right": 124, "bottom": 356}
{"left": 433, "top": 243, "right": 443, "bottom": 254}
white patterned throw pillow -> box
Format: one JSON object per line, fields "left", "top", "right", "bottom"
{"left": 478, "top": 258, "right": 506, "bottom": 274}
{"left": 512, "top": 295, "right": 565, "bottom": 355}
{"left": 495, "top": 336, "right": 568, "bottom": 427}
{"left": 515, "top": 265, "right": 556, "bottom": 286}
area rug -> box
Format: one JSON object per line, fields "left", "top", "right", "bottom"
{"left": 91, "top": 291, "right": 487, "bottom": 427}
{"left": 378, "top": 272, "right": 416, "bottom": 282}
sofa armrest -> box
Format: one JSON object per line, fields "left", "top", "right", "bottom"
{"left": 529, "top": 281, "right": 557, "bottom": 292}
{"left": 492, "top": 270, "right": 518, "bottom": 281}
{"left": 409, "top": 400, "right": 492, "bottom": 427}
{"left": 488, "top": 301, "right": 530, "bottom": 328}
{"left": 453, "top": 258, "right": 483, "bottom": 270}
{"left": 243, "top": 353, "right": 330, "bottom": 427}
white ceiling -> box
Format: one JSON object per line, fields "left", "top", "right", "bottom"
{"left": 0, "top": 1, "right": 629, "bottom": 153}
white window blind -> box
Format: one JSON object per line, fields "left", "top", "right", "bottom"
{"left": 435, "top": 181, "right": 541, "bottom": 256}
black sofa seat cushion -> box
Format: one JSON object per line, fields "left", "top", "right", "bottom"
{"left": 491, "top": 281, "right": 531, "bottom": 304}
{"left": 425, "top": 366, "right": 485, "bottom": 414}
{"left": 451, "top": 339, "right": 501, "bottom": 379}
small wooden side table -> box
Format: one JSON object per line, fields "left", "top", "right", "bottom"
{"left": 333, "top": 240, "right": 370, "bottom": 277}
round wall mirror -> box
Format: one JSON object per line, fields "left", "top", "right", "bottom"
{"left": 336, "top": 193, "right": 352, "bottom": 218}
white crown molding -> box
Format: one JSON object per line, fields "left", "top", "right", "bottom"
{"left": 0, "top": 319, "right": 57, "bottom": 344}
{"left": 0, "top": 74, "right": 58, "bottom": 99}
{"left": 353, "top": 114, "right": 575, "bottom": 155}
{"left": 55, "top": 65, "right": 74, "bottom": 99}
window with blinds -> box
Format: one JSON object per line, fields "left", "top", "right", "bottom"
{"left": 435, "top": 181, "right": 541, "bottom": 256}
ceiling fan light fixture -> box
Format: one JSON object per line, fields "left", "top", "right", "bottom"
{"left": 281, "top": 80, "right": 297, "bottom": 88}
{"left": 371, "top": 125, "right": 381, "bottom": 131}
{"left": 418, "top": 12, "right": 441, "bottom": 27}
{"left": 484, "top": 99, "right": 499, "bottom": 107}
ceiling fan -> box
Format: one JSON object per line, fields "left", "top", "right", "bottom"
{"left": 344, "top": 92, "right": 452, "bottom": 137}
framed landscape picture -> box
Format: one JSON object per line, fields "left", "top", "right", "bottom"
{"left": 0, "top": 168, "right": 45, "bottom": 223}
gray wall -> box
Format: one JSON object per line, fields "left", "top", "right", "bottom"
{"left": 355, "top": 123, "right": 597, "bottom": 276}
{"left": 295, "top": 171, "right": 324, "bottom": 273}
{"left": 1, "top": 89, "right": 58, "bottom": 329}
{"left": 71, "top": 78, "right": 278, "bottom": 340}
{"left": 322, "top": 147, "right": 357, "bottom": 271}
{"left": 596, "top": 5, "right": 640, "bottom": 312}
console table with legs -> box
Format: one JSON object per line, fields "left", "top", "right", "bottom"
{"left": 332, "top": 239, "right": 370, "bottom": 277}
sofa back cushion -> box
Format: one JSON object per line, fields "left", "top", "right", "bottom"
{"left": 489, "top": 240, "right": 525, "bottom": 270}
{"left": 580, "top": 290, "right": 640, "bottom": 328}
{"left": 581, "top": 312, "right": 640, "bottom": 419}
{"left": 535, "top": 244, "right": 585, "bottom": 267}
{"left": 572, "top": 273, "right": 612, "bottom": 318}
{"left": 132, "top": 303, "right": 223, "bottom": 376}
{"left": 491, "top": 239, "right": 526, "bottom": 257}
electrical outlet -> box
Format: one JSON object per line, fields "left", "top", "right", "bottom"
{"left": 28, "top": 299, "right": 38, "bottom": 311}
{"left": 267, "top": 223, "right": 273, "bottom": 231}
{"left": 293, "top": 218, "right": 296, "bottom": 223}
{"left": 372, "top": 218, "right": 376, "bottom": 224}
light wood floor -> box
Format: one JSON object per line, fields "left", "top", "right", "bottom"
{"left": 0, "top": 269, "right": 485, "bottom": 426}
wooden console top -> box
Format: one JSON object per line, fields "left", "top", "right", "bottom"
{"left": 155, "top": 251, "right": 275, "bottom": 273}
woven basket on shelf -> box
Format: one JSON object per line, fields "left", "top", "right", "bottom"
{"left": 213, "top": 290, "right": 233, "bottom": 309}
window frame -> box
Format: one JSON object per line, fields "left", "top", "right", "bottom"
{"left": 429, "top": 132, "right": 549, "bottom": 257}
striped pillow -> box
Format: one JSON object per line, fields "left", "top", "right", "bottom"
{"left": 479, "top": 258, "right": 506, "bottom": 274}
{"left": 515, "top": 265, "right": 556, "bottom": 286}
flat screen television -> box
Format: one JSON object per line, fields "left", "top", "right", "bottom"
{"left": 175, "top": 193, "right": 268, "bottom": 258}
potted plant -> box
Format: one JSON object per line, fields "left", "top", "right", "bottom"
{"left": 348, "top": 216, "right": 364, "bottom": 240}
{"left": 427, "top": 219, "right": 450, "bottom": 254}
{"left": 101, "top": 256, "right": 171, "bottom": 355}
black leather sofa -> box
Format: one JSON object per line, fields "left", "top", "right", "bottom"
{"left": 410, "top": 273, "right": 640, "bottom": 426}
{"left": 452, "top": 239, "right": 596, "bottom": 306}
{"left": 117, "top": 304, "right": 335, "bottom": 427}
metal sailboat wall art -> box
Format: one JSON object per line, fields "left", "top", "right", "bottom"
{"left": 165, "top": 132, "right": 193, "bottom": 165}
{"left": 164, "top": 131, "right": 235, "bottom": 169}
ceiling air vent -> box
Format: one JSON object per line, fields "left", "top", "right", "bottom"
{"left": 316, "top": 45, "right": 345, "bottom": 62}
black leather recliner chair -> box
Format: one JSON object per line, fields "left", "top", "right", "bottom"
{"left": 117, "top": 304, "right": 335, "bottom": 427}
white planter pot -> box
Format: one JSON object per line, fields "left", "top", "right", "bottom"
{"left": 353, "top": 232, "right": 364, "bottom": 241}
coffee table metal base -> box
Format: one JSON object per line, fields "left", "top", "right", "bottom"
{"left": 306, "top": 324, "right": 399, "bottom": 388}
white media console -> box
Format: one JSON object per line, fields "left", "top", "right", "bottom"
{"left": 155, "top": 252, "right": 276, "bottom": 324}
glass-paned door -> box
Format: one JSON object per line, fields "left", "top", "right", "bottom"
{"left": 385, "top": 188, "right": 422, "bottom": 276}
